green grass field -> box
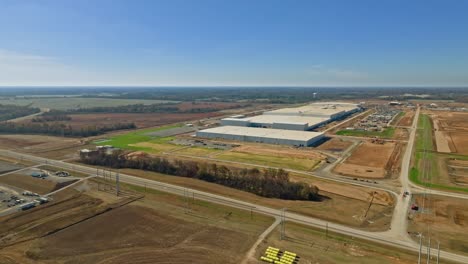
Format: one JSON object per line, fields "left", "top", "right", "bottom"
{"left": 336, "top": 127, "right": 395, "bottom": 138}
{"left": 93, "top": 124, "right": 183, "bottom": 152}
{"left": 0, "top": 97, "right": 178, "bottom": 110}
{"left": 410, "top": 114, "right": 468, "bottom": 193}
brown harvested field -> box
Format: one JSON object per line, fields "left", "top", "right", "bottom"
{"left": 176, "top": 101, "right": 243, "bottom": 111}
{"left": 449, "top": 132, "right": 468, "bottom": 155}
{"left": 0, "top": 174, "right": 57, "bottom": 194}
{"left": 316, "top": 137, "right": 353, "bottom": 152}
{"left": 408, "top": 194, "right": 468, "bottom": 255}
{"left": 233, "top": 144, "right": 325, "bottom": 160}
{"left": 15, "top": 206, "right": 253, "bottom": 264}
{"left": 334, "top": 142, "right": 397, "bottom": 178}
{"left": 0, "top": 179, "right": 272, "bottom": 264}
{"left": 0, "top": 134, "right": 82, "bottom": 153}
{"left": 90, "top": 166, "right": 394, "bottom": 231}
{"left": 429, "top": 111, "right": 468, "bottom": 154}
{"left": 294, "top": 175, "right": 393, "bottom": 206}
{"left": 447, "top": 159, "right": 468, "bottom": 185}
{"left": 67, "top": 112, "right": 223, "bottom": 129}
{"left": 250, "top": 222, "right": 419, "bottom": 264}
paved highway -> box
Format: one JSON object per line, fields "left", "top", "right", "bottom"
{"left": 1, "top": 149, "right": 468, "bottom": 263}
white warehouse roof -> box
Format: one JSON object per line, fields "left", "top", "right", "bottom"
{"left": 263, "top": 102, "right": 359, "bottom": 118}
{"left": 197, "top": 126, "right": 323, "bottom": 142}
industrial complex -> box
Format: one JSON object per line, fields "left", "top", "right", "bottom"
{"left": 196, "top": 126, "right": 325, "bottom": 146}
{"left": 197, "top": 102, "right": 360, "bottom": 146}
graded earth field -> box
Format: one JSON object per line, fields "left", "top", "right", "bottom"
{"left": 0, "top": 178, "right": 273, "bottom": 264}
{"left": 408, "top": 194, "right": 468, "bottom": 255}
{"left": 334, "top": 141, "right": 397, "bottom": 178}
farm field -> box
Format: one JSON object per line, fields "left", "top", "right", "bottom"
{"left": 334, "top": 142, "right": 398, "bottom": 178}
{"left": 408, "top": 194, "right": 468, "bottom": 255}
{"left": 90, "top": 166, "right": 395, "bottom": 231}
{"left": 430, "top": 111, "right": 468, "bottom": 155}
{"left": 0, "top": 97, "right": 177, "bottom": 110}
{"left": 250, "top": 222, "right": 420, "bottom": 264}
{"left": 66, "top": 112, "right": 221, "bottom": 129}
{"left": 215, "top": 144, "right": 325, "bottom": 171}
{"left": 94, "top": 124, "right": 185, "bottom": 153}
{"left": 0, "top": 178, "right": 273, "bottom": 264}
{"left": 410, "top": 113, "right": 468, "bottom": 193}
{"left": 0, "top": 134, "right": 82, "bottom": 153}
{"left": 315, "top": 137, "right": 353, "bottom": 153}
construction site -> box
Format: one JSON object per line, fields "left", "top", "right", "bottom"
{"left": 0, "top": 96, "right": 467, "bottom": 264}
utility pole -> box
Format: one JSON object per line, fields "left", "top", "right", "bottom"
{"left": 115, "top": 169, "right": 120, "bottom": 196}
{"left": 326, "top": 222, "right": 328, "bottom": 239}
{"left": 418, "top": 234, "right": 422, "bottom": 264}
{"left": 427, "top": 237, "right": 431, "bottom": 264}
{"left": 280, "top": 208, "right": 286, "bottom": 240}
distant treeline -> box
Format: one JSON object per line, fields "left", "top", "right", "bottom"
{"left": 80, "top": 150, "right": 320, "bottom": 201}
{"left": 47, "top": 103, "right": 241, "bottom": 114}
{"left": 81, "top": 87, "right": 468, "bottom": 103}
{"left": 31, "top": 113, "right": 71, "bottom": 123}
{"left": 0, "top": 122, "right": 135, "bottom": 137}
{"left": 0, "top": 104, "right": 40, "bottom": 122}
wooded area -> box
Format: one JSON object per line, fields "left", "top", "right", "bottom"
{"left": 0, "top": 104, "right": 40, "bottom": 121}
{"left": 0, "top": 122, "right": 135, "bottom": 137}
{"left": 80, "top": 150, "right": 320, "bottom": 201}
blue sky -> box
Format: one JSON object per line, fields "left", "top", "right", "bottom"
{"left": 0, "top": 0, "right": 467, "bottom": 86}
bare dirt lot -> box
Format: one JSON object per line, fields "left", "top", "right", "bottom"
{"left": 429, "top": 111, "right": 468, "bottom": 155}
{"left": 316, "top": 138, "right": 353, "bottom": 152}
{"left": 448, "top": 132, "right": 468, "bottom": 155}
{"left": 0, "top": 174, "right": 58, "bottom": 195}
{"left": 408, "top": 194, "right": 468, "bottom": 255}
{"left": 397, "top": 110, "right": 415, "bottom": 127}
{"left": 0, "top": 179, "right": 272, "bottom": 264}
{"left": 334, "top": 142, "right": 397, "bottom": 178}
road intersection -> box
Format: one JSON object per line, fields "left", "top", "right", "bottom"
{"left": 1, "top": 106, "right": 467, "bottom": 263}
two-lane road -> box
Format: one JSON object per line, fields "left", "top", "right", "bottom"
{"left": 1, "top": 149, "right": 468, "bottom": 263}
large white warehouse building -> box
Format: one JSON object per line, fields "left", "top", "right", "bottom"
{"left": 196, "top": 126, "right": 324, "bottom": 147}
{"left": 220, "top": 102, "right": 360, "bottom": 131}
{"left": 196, "top": 102, "right": 359, "bottom": 146}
